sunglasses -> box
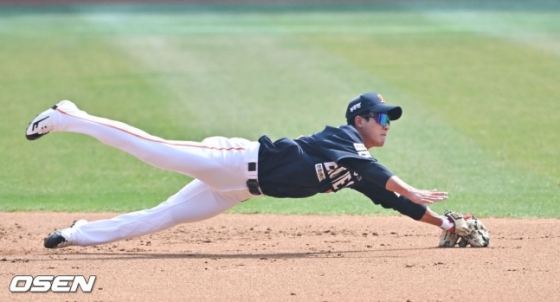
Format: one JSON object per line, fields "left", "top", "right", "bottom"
{"left": 361, "top": 112, "right": 390, "bottom": 127}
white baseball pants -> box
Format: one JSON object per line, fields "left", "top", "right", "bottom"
{"left": 53, "top": 105, "right": 260, "bottom": 246}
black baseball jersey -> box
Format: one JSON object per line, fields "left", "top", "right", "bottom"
{"left": 257, "top": 125, "right": 427, "bottom": 220}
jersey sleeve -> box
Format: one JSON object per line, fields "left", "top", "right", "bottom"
{"left": 352, "top": 181, "right": 427, "bottom": 221}
{"left": 307, "top": 133, "right": 374, "bottom": 163}
{"left": 339, "top": 157, "right": 394, "bottom": 188}
{"left": 295, "top": 125, "right": 375, "bottom": 164}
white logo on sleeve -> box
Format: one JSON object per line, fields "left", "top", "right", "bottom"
{"left": 353, "top": 143, "right": 366, "bottom": 151}
{"left": 315, "top": 163, "right": 326, "bottom": 182}
{"left": 353, "top": 143, "right": 371, "bottom": 158}
{"left": 358, "top": 151, "right": 371, "bottom": 158}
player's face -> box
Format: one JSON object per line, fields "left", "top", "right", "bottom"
{"left": 355, "top": 112, "right": 390, "bottom": 148}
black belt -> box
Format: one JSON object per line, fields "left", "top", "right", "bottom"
{"left": 246, "top": 162, "right": 262, "bottom": 195}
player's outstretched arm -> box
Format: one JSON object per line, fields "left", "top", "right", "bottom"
{"left": 385, "top": 175, "right": 448, "bottom": 205}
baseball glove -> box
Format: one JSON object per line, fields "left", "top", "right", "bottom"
{"left": 439, "top": 229, "right": 459, "bottom": 247}
{"left": 460, "top": 216, "right": 490, "bottom": 247}
{"left": 438, "top": 211, "right": 489, "bottom": 248}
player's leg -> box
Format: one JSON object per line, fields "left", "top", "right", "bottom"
{"left": 44, "top": 179, "right": 252, "bottom": 248}
{"left": 25, "top": 101, "right": 258, "bottom": 191}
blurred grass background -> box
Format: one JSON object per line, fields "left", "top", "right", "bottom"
{"left": 0, "top": 1, "right": 558, "bottom": 217}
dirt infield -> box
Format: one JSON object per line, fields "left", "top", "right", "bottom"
{"left": 0, "top": 0, "right": 444, "bottom": 5}
{"left": 0, "top": 213, "right": 558, "bottom": 301}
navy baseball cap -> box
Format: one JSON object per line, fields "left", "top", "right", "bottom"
{"left": 345, "top": 92, "right": 402, "bottom": 124}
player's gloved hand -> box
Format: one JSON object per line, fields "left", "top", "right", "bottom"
{"left": 438, "top": 211, "right": 489, "bottom": 248}
{"left": 439, "top": 229, "right": 459, "bottom": 247}
{"left": 444, "top": 210, "right": 471, "bottom": 237}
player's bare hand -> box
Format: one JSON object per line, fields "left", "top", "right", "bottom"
{"left": 408, "top": 189, "right": 448, "bottom": 205}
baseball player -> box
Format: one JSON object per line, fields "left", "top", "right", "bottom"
{"left": 26, "top": 92, "right": 488, "bottom": 249}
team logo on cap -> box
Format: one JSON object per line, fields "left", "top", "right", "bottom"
{"left": 349, "top": 102, "right": 361, "bottom": 112}
{"left": 378, "top": 94, "right": 385, "bottom": 104}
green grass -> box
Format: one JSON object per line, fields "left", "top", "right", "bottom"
{"left": 0, "top": 1, "right": 559, "bottom": 217}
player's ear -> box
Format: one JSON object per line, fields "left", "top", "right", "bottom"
{"left": 354, "top": 115, "right": 365, "bottom": 128}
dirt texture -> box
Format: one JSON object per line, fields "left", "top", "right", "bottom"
{"left": 0, "top": 212, "right": 559, "bottom": 301}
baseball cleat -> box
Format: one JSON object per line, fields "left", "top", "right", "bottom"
{"left": 25, "top": 100, "right": 78, "bottom": 141}
{"left": 43, "top": 218, "right": 87, "bottom": 249}
{"left": 44, "top": 229, "right": 73, "bottom": 249}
